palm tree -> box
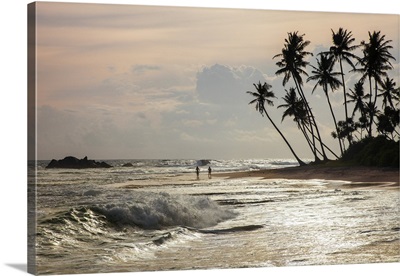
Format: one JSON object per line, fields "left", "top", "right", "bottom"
{"left": 278, "top": 88, "right": 308, "bottom": 126}
{"left": 346, "top": 81, "right": 370, "bottom": 139}
{"left": 364, "top": 102, "right": 381, "bottom": 135}
{"left": 355, "top": 115, "right": 369, "bottom": 140}
{"left": 346, "top": 81, "right": 369, "bottom": 118}
{"left": 323, "top": 28, "right": 359, "bottom": 123}
{"left": 247, "top": 81, "right": 306, "bottom": 166}
{"left": 378, "top": 77, "right": 398, "bottom": 109}
{"left": 274, "top": 32, "right": 312, "bottom": 88}
{"left": 335, "top": 118, "right": 356, "bottom": 145}
{"left": 356, "top": 31, "right": 396, "bottom": 136}
{"left": 377, "top": 79, "right": 399, "bottom": 140}
{"left": 395, "top": 87, "right": 400, "bottom": 107}
{"left": 278, "top": 88, "right": 316, "bottom": 156}
{"left": 273, "top": 31, "right": 328, "bottom": 161}
{"left": 278, "top": 88, "right": 340, "bottom": 160}
{"left": 377, "top": 107, "right": 399, "bottom": 140}
{"left": 307, "top": 53, "right": 343, "bottom": 155}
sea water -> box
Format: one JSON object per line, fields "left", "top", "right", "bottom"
{"left": 29, "top": 159, "right": 399, "bottom": 275}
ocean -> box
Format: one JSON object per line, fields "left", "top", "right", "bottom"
{"left": 29, "top": 159, "right": 399, "bottom": 275}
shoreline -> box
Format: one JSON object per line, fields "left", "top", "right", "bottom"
{"left": 109, "top": 163, "right": 399, "bottom": 191}
{"left": 213, "top": 164, "right": 399, "bottom": 188}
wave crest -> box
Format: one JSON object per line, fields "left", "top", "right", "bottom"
{"left": 91, "top": 192, "right": 236, "bottom": 230}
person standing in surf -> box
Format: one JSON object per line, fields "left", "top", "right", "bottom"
{"left": 196, "top": 166, "right": 200, "bottom": 179}
{"left": 208, "top": 166, "right": 212, "bottom": 179}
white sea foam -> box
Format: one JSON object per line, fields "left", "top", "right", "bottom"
{"left": 91, "top": 192, "right": 237, "bottom": 229}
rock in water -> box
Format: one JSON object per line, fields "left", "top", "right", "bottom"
{"left": 46, "top": 156, "right": 112, "bottom": 169}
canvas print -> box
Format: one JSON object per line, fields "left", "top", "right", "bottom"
{"left": 28, "top": 2, "right": 399, "bottom": 275}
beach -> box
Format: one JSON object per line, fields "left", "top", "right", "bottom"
{"left": 215, "top": 164, "right": 399, "bottom": 188}
{"left": 33, "top": 159, "right": 399, "bottom": 274}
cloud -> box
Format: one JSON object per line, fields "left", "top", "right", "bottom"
{"left": 36, "top": 104, "right": 177, "bottom": 159}
{"left": 36, "top": 59, "right": 349, "bottom": 160}
{"left": 196, "top": 64, "right": 268, "bottom": 105}
{"left": 180, "top": 132, "right": 213, "bottom": 143}
{"left": 131, "top": 64, "right": 162, "bottom": 74}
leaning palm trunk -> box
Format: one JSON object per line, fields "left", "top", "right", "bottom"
{"left": 302, "top": 119, "right": 340, "bottom": 159}
{"left": 370, "top": 78, "right": 380, "bottom": 136}
{"left": 262, "top": 107, "right": 306, "bottom": 166}
{"left": 339, "top": 58, "right": 349, "bottom": 122}
{"left": 291, "top": 78, "right": 319, "bottom": 160}
{"left": 298, "top": 121, "right": 324, "bottom": 158}
{"left": 325, "top": 89, "right": 344, "bottom": 155}
{"left": 339, "top": 58, "right": 353, "bottom": 148}
{"left": 367, "top": 76, "right": 374, "bottom": 137}
{"left": 293, "top": 76, "right": 327, "bottom": 161}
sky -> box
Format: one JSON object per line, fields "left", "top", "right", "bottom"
{"left": 32, "top": 1, "right": 399, "bottom": 160}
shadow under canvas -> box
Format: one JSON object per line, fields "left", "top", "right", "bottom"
{"left": 6, "top": 263, "right": 27, "bottom": 273}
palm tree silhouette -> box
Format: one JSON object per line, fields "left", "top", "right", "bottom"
{"left": 274, "top": 32, "right": 312, "bottom": 88}
{"left": 377, "top": 107, "right": 399, "bottom": 140}
{"left": 307, "top": 53, "right": 344, "bottom": 155}
{"left": 278, "top": 88, "right": 315, "bottom": 156}
{"left": 278, "top": 88, "right": 339, "bottom": 160}
{"left": 378, "top": 77, "right": 398, "bottom": 109}
{"left": 247, "top": 81, "right": 306, "bottom": 166}
{"left": 356, "top": 31, "right": 396, "bottom": 136}
{"left": 273, "top": 31, "right": 328, "bottom": 161}
{"left": 278, "top": 87, "right": 310, "bottom": 149}
{"left": 323, "top": 28, "right": 359, "bottom": 124}
{"left": 364, "top": 102, "right": 381, "bottom": 135}
{"left": 279, "top": 88, "right": 308, "bottom": 126}
{"left": 346, "top": 81, "right": 370, "bottom": 139}
{"left": 346, "top": 81, "right": 369, "bottom": 118}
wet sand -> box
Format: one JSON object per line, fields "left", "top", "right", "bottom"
{"left": 214, "top": 165, "right": 399, "bottom": 189}
{"left": 116, "top": 164, "right": 399, "bottom": 191}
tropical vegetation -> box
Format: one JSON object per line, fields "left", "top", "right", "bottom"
{"left": 246, "top": 28, "right": 399, "bottom": 167}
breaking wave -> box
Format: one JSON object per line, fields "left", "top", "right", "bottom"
{"left": 42, "top": 192, "right": 237, "bottom": 232}
{"left": 91, "top": 193, "right": 236, "bottom": 229}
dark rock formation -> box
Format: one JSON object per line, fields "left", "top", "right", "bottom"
{"left": 122, "top": 162, "right": 134, "bottom": 167}
{"left": 46, "top": 156, "right": 112, "bottom": 169}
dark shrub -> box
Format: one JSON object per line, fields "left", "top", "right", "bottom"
{"left": 341, "top": 136, "right": 399, "bottom": 167}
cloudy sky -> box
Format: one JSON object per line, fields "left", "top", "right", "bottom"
{"left": 32, "top": 2, "right": 399, "bottom": 160}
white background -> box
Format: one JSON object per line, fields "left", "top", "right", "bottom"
{"left": 1, "top": 0, "right": 399, "bottom": 276}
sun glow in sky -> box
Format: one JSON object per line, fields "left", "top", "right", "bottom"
{"left": 33, "top": 2, "right": 399, "bottom": 160}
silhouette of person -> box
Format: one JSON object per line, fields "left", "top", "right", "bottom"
{"left": 196, "top": 166, "right": 200, "bottom": 179}
{"left": 208, "top": 166, "right": 212, "bottom": 179}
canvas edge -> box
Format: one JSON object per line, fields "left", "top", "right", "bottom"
{"left": 22, "top": 2, "right": 400, "bottom": 275}
{"left": 27, "top": 2, "right": 37, "bottom": 275}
